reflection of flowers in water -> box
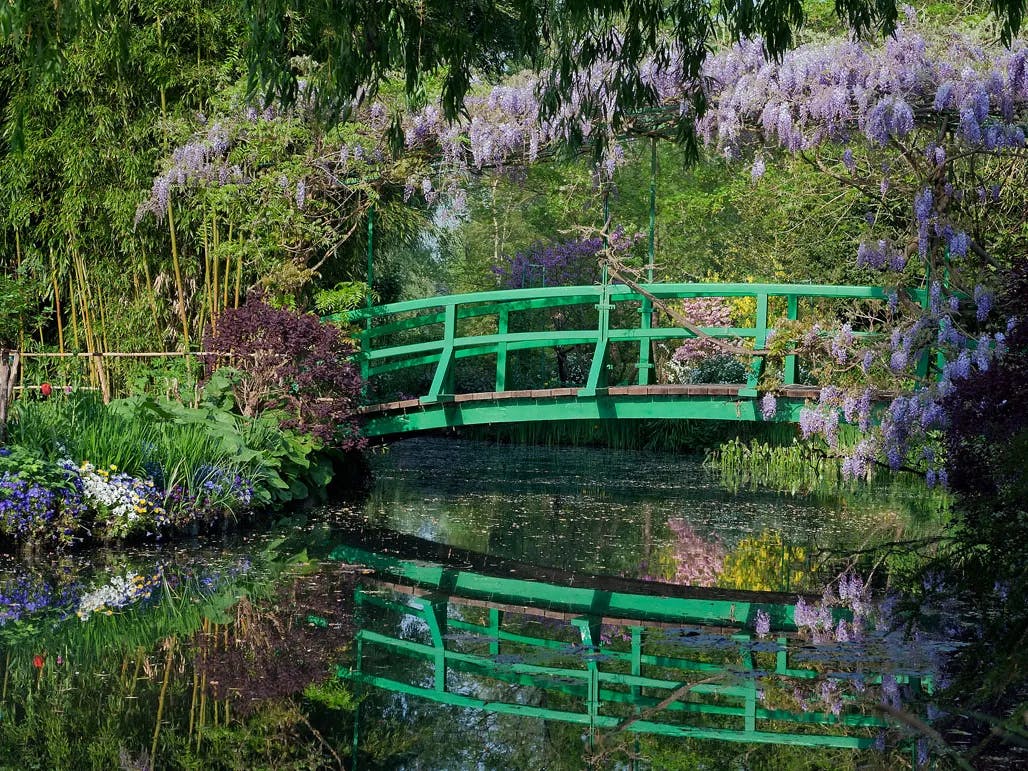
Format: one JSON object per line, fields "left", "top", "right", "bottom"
{"left": 643, "top": 519, "right": 725, "bottom": 587}
{"left": 787, "top": 570, "right": 960, "bottom": 740}
{"left": 75, "top": 571, "right": 163, "bottom": 620}
{"left": 0, "top": 574, "right": 71, "bottom": 625}
{"left": 0, "top": 558, "right": 254, "bottom": 628}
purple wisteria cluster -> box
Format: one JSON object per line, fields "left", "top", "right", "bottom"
{"left": 491, "top": 236, "right": 604, "bottom": 289}
{"left": 785, "top": 274, "right": 1010, "bottom": 482}
{"left": 698, "top": 12, "right": 1028, "bottom": 164}
{"left": 797, "top": 386, "right": 873, "bottom": 449}
{"left": 788, "top": 571, "right": 957, "bottom": 730}
{"left": 135, "top": 121, "right": 244, "bottom": 222}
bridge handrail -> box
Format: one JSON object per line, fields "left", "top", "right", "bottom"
{"left": 342, "top": 282, "right": 920, "bottom": 334}
{"left": 333, "top": 282, "right": 928, "bottom": 405}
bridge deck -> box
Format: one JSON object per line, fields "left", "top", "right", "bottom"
{"left": 361, "top": 383, "right": 823, "bottom": 417}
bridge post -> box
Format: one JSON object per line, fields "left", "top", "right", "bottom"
{"left": 495, "top": 309, "right": 509, "bottom": 392}
{"left": 736, "top": 634, "right": 758, "bottom": 734}
{"left": 417, "top": 595, "right": 450, "bottom": 693}
{"left": 489, "top": 607, "right": 502, "bottom": 657}
{"left": 637, "top": 297, "right": 655, "bottom": 386}
{"left": 740, "top": 293, "right": 769, "bottom": 397}
{"left": 630, "top": 626, "right": 643, "bottom": 699}
{"left": 571, "top": 617, "right": 602, "bottom": 738}
{"left": 784, "top": 295, "right": 798, "bottom": 385}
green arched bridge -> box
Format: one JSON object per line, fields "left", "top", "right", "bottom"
{"left": 332, "top": 533, "right": 931, "bottom": 751}
{"left": 340, "top": 282, "right": 923, "bottom": 439}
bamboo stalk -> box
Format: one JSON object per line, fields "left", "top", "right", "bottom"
{"left": 167, "top": 198, "right": 191, "bottom": 350}
{"left": 119, "top": 653, "right": 130, "bottom": 690}
{"left": 223, "top": 222, "right": 233, "bottom": 312}
{"left": 150, "top": 638, "right": 175, "bottom": 760}
{"left": 15, "top": 232, "right": 24, "bottom": 395}
{"left": 140, "top": 251, "right": 161, "bottom": 334}
{"left": 196, "top": 678, "right": 207, "bottom": 751}
{"left": 187, "top": 667, "right": 199, "bottom": 739}
{"left": 129, "top": 647, "right": 144, "bottom": 695}
{"left": 50, "top": 250, "right": 64, "bottom": 353}
{"left": 196, "top": 617, "right": 210, "bottom": 751}
{"left": 211, "top": 212, "right": 220, "bottom": 333}
{"left": 67, "top": 273, "right": 80, "bottom": 350}
{"left": 202, "top": 210, "right": 213, "bottom": 335}
{"left": 74, "top": 252, "right": 111, "bottom": 401}
{"left": 72, "top": 252, "right": 100, "bottom": 391}
{"left": 234, "top": 233, "right": 243, "bottom": 308}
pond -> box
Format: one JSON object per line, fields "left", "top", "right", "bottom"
{"left": 0, "top": 438, "right": 948, "bottom": 769}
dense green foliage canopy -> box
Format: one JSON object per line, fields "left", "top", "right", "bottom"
{"left": 4, "top": 0, "right": 1027, "bottom": 151}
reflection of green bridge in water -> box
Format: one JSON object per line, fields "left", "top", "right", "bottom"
{"left": 332, "top": 537, "right": 929, "bottom": 752}
{"left": 341, "top": 282, "right": 926, "bottom": 438}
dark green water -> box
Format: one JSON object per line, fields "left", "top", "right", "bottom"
{"left": 360, "top": 438, "right": 942, "bottom": 591}
{"left": 0, "top": 438, "right": 946, "bottom": 769}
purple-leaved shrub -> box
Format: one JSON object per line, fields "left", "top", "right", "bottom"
{"left": 203, "top": 296, "right": 365, "bottom": 448}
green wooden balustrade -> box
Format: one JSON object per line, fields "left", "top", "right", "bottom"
{"left": 327, "top": 283, "right": 927, "bottom": 437}
{"left": 333, "top": 544, "right": 928, "bottom": 751}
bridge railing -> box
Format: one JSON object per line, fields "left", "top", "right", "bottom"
{"left": 337, "top": 283, "right": 919, "bottom": 406}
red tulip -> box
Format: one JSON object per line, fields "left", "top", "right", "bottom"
{"left": 33, "top": 654, "right": 44, "bottom": 669}
{"left": 40, "top": 383, "right": 52, "bottom": 398}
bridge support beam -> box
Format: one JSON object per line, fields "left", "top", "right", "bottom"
{"left": 582, "top": 279, "right": 614, "bottom": 397}
{"left": 579, "top": 339, "right": 610, "bottom": 397}
{"left": 421, "top": 304, "right": 457, "bottom": 404}
{"left": 784, "top": 295, "right": 798, "bottom": 385}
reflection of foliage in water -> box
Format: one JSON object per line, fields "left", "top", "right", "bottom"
{"left": 366, "top": 439, "right": 945, "bottom": 592}
{"left": 709, "top": 438, "right": 950, "bottom": 530}
{"left": 0, "top": 549, "right": 360, "bottom": 768}
{"left": 197, "top": 564, "right": 358, "bottom": 715}
{"left": 0, "top": 555, "right": 252, "bottom": 651}
{"left": 717, "top": 531, "right": 808, "bottom": 592}
{"left": 356, "top": 578, "right": 951, "bottom": 770}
